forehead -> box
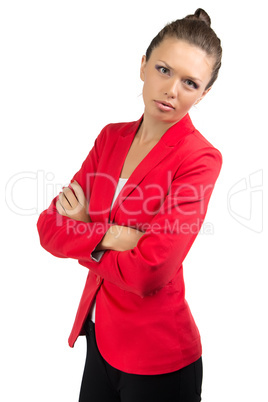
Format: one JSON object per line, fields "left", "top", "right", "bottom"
{"left": 150, "top": 37, "right": 214, "bottom": 79}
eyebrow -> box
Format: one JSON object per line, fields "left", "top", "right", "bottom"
{"left": 158, "top": 60, "right": 203, "bottom": 83}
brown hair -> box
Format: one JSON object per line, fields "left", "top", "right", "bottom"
{"left": 145, "top": 8, "right": 222, "bottom": 89}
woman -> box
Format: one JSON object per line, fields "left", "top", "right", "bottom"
{"left": 37, "top": 8, "right": 222, "bottom": 402}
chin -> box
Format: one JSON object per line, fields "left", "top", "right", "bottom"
{"left": 155, "top": 112, "right": 182, "bottom": 124}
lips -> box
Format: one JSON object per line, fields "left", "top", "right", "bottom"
{"left": 154, "top": 100, "right": 175, "bottom": 111}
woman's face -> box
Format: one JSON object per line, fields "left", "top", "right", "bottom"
{"left": 140, "top": 37, "right": 214, "bottom": 125}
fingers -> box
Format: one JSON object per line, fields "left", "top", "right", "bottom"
{"left": 58, "top": 188, "right": 81, "bottom": 217}
{"left": 69, "top": 180, "right": 87, "bottom": 206}
{"left": 56, "top": 180, "right": 89, "bottom": 220}
{"left": 56, "top": 198, "right": 67, "bottom": 216}
{"left": 62, "top": 187, "right": 79, "bottom": 209}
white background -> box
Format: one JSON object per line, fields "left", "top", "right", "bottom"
{"left": 1, "top": 0, "right": 267, "bottom": 401}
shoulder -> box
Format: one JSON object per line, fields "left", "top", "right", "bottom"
{"left": 172, "top": 118, "right": 223, "bottom": 178}
{"left": 102, "top": 119, "right": 140, "bottom": 137}
{"left": 177, "top": 135, "right": 223, "bottom": 180}
{"left": 165, "top": 114, "right": 222, "bottom": 162}
{"left": 96, "top": 120, "right": 140, "bottom": 152}
{"left": 189, "top": 128, "right": 222, "bottom": 163}
{"left": 174, "top": 115, "right": 222, "bottom": 165}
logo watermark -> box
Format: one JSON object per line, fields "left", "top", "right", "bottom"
{"left": 5, "top": 170, "right": 62, "bottom": 216}
{"left": 5, "top": 169, "right": 264, "bottom": 233}
{"left": 227, "top": 169, "right": 263, "bottom": 233}
{"left": 5, "top": 170, "right": 215, "bottom": 217}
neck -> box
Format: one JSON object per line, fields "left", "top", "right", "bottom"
{"left": 136, "top": 110, "right": 183, "bottom": 144}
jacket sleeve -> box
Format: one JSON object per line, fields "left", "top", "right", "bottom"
{"left": 37, "top": 125, "right": 115, "bottom": 260}
{"left": 78, "top": 147, "right": 223, "bottom": 297}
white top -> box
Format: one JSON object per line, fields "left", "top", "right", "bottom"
{"left": 90, "top": 177, "right": 129, "bottom": 322}
{"left": 112, "top": 177, "right": 129, "bottom": 204}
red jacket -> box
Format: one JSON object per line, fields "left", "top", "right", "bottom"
{"left": 37, "top": 113, "right": 222, "bottom": 375}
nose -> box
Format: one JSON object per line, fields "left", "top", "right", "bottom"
{"left": 164, "top": 78, "right": 179, "bottom": 98}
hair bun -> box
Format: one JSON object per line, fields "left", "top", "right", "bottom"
{"left": 186, "top": 8, "right": 211, "bottom": 27}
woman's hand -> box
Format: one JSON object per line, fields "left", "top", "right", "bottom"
{"left": 95, "top": 225, "right": 145, "bottom": 252}
{"left": 56, "top": 180, "right": 91, "bottom": 223}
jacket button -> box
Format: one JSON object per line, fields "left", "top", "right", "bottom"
{"left": 96, "top": 276, "right": 102, "bottom": 285}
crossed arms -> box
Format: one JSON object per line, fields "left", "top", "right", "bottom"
{"left": 56, "top": 180, "right": 145, "bottom": 253}
{"left": 37, "top": 126, "right": 222, "bottom": 297}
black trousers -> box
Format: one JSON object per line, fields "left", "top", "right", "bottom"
{"left": 79, "top": 319, "right": 202, "bottom": 402}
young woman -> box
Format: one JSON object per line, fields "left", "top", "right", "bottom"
{"left": 37, "top": 8, "right": 222, "bottom": 402}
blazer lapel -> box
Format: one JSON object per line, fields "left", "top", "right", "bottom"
{"left": 108, "top": 113, "right": 195, "bottom": 223}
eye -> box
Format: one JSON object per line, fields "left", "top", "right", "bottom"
{"left": 155, "top": 65, "right": 170, "bottom": 75}
{"left": 184, "top": 79, "right": 198, "bottom": 89}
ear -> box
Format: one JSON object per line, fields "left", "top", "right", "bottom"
{"left": 194, "top": 87, "right": 212, "bottom": 105}
{"left": 140, "top": 55, "right": 146, "bottom": 82}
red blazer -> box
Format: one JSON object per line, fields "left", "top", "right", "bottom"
{"left": 37, "top": 113, "right": 222, "bottom": 375}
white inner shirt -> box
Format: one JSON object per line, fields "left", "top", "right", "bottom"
{"left": 90, "top": 177, "right": 129, "bottom": 322}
